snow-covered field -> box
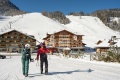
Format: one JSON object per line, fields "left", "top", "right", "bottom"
{"left": 0, "top": 54, "right": 120, "bottom": 80}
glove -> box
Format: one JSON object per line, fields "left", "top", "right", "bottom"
{"left": 30, "top": 58, "right": 34, "bottom": 62}
{"left": 35, "top": 58, "right": 39, "bottom": 61}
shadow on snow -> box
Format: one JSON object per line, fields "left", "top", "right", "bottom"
{"left": 49, "top": 69, "right": 94, "bottom": 75}
{"left": 28, "top": 69, "right": 94, "bottom": 78}
{"left": 28, "top": 73, "right": 42, "bottom": 78}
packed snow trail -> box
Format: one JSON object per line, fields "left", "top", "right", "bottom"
{"left": 0, "top": 55, "right": 120, "bottom": 80}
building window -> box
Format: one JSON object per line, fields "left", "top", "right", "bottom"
{"left": 73, "top": 35, "right": 77, "bottom": 40}
{"left": 33, "top": 42, "right": 36, "bottom": 44}
{"left": 0, "top": 36, "right": 3, "bottom": 38}
{"left": 6, "top": 40, "right": 9, "bottom": 42}
{"left": 24, "top": 37, "right": 26, "bottom": 38}
{"left": 4, "top": 36, "right": 7, "bottom": 38}
{"left": 28, "top": 41, "right": 30, "bottom": 43}
{"left": 50, "top": 35, "right": 54, "bottom": 38}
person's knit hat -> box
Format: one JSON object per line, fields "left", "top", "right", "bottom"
{"left": 25, "top": 44, "right": 31, "bottom": 49}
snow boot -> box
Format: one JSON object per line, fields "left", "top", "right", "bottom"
{"left": 25, "top": 74, "right": 28, "bottom": 77}
{"left": 41, "top": 71, "right": 43, "bottom": 74}
{"left": 45, "top": 72, "right": 48, "bottom": 75}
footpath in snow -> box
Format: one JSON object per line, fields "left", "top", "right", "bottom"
{"left": 0, "top": 55, "right": 120, "bottom": 80}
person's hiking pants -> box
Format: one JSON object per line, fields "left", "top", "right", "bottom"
{"left": 22, "top": 59, "right": 29, "bottom": 75}
{"left": 40, "top": 53, "right": 48, "bottom": 73}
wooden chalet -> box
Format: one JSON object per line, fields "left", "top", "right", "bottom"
{"left": 96, "top": 47, "right": 109, "bottom": 54}
{"left": 95, "top": 37, "right": 120, "bottom": 55}
{"left": 43, "top": 30, "right": 85, "bottom": 53}
{"left": 0, "top": 29, "right": 36, "bottom": 53}
{"left": 95, "top": 40, "right": 110, "bottom": 54}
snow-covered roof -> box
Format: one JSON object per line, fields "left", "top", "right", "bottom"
{"left": 0, "top": 28, "right": 36, "bottom": 41}
{"left": 95, "top": 40, "right": 110, "bottom": 48}
{"left": 0, "top": 28, "right": 15, "bottom": 35}
{"left": 95, "top": 39, "right": 120, "bottom": 48}
{"left": 48, "top": 29, "right": 84, "bottom": 36}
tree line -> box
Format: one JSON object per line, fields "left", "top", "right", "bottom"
{"left": 91, "top": 8, "right": 120, "bottom": 31}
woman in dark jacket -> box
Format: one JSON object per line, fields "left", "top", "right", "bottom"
{"left": 36, "top": 43, "right": 49, "bottom": 75}
{"left": 21, "top": 44, "right": 32, "bottom": 77}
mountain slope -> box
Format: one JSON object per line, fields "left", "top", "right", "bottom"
{"left": 0, "top": 13, "right": 120, "bottom": 48}
{"left": 64, "top": 15, "right": 120, "bottom": 47}
{"left": 0, "top": 0, "right": 25, "bottom": 16}
{"left": 91, "top": 8, "right": 120, "bottom": 32}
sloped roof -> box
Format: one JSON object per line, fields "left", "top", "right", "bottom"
{"left": 95, "top": 39, "right": 120, "bottom": 48}
{"left": 0, "top": 28, "right": 15, "bottom": 35}
{"left": 0, "top": 28, "right": 36, "bottom": 40}
{"left": 45, "top": 29, "right": 84, "bottom": 36}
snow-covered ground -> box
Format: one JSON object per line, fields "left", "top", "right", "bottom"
{"left": 0, "top": 54, "right": 120, "bottom": 80}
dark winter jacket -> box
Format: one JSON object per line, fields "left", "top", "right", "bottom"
{"left": 21, "top": 48, "right": 31, "bottom": 60}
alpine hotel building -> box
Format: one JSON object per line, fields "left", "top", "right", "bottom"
{"left": 43, "top": 30, "right": 85, "bottom": 52}
{"left": 0, "top": 29, "right": 36, "bottom": 53}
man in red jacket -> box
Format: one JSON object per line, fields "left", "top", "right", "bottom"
{"left": 36, "top": 43, "right": 49, "bottom": 75}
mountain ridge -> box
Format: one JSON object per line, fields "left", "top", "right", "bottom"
{"left": 0, "top": 0, "right": 25, "bottom": 16}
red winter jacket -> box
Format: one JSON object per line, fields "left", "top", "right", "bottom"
{"left": 36, "top": 48, "right": 50, "bottom": 60}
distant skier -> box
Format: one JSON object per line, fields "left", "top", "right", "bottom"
{"left": 36, "top": 43, "right": 50, "bottom": 75}
{"left": 21, "top": 44, "right": 33, "bottom": 77}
